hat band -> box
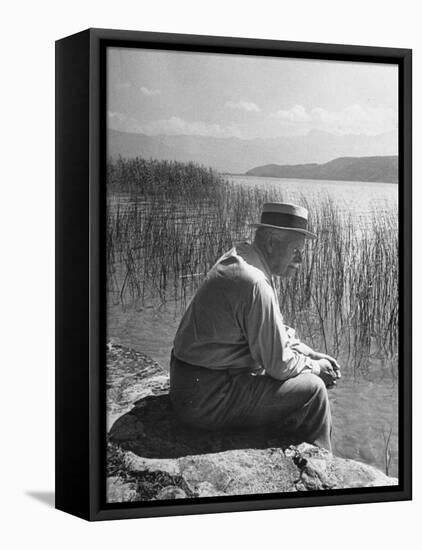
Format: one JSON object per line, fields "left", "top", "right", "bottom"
{"left": 261, "top": 211, "right": 308, "bottom": 231}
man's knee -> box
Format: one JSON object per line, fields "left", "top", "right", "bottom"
{"left": 294, "top": 373, "right": 328, "bottom": 404}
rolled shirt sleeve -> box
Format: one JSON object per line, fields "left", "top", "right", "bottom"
{"left": 244, "top": 279, "right": 319, "bottom": 381}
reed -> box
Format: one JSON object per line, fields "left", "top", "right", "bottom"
{"left": 107, "top": 157, "right": 398, "bottom": 374}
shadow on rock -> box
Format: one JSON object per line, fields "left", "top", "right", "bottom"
{"left": 109, "top": 393, "right": 292, "bottom": 459}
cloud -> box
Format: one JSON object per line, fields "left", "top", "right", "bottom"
{"left": 140, "top": 116, "right": 243, "bottom": 137}
{"left": 108, "top": 112, "right": 244, "bottom": 138}
{"left": 224, "top": 100, "right": 260, "bottom": 112}
{"left": 108, "top": 111, "right": 144, "bottom": 133}
{"left": 140, "top": 86, "right": 161, "bottom": 97}
{"left": 274, "top": 104, "right": 397, "bottom": 135}
{"left": 275, "top": 104, "right": 310, "bottom": 123}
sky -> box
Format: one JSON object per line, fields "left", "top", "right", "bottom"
{"left": 107, "top": 47, "right": 398, "bottom": 140}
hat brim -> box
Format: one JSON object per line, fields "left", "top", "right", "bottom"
{"left": 250, "top": 223, "right": 317, "bottom": 240}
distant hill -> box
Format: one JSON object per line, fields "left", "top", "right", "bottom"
{"left": 246, "top": 156, "right": 398, "bottom": 183}
{"left": 108, "top": 129, "right": 398, "bottom": 174}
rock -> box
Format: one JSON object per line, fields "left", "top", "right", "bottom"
{"left": 106, "top": 342, "right": 166, "bottom": 431}
{"left": 156, "top": 486, "right": 187, "bottom": 500}
{"left": 195, "top": 481, "right": 220, "bottom": 497}
{"left": 178, "top": 448, "right": 298, "bottom": 495}
{"left": 106, "top": 342, "right": 398, "bottom": 502}
{"left": 107, "top": 476, "right": 138, "bottom": 503}
{"left": 286, "top": 443, "right": 397, "bottom": 490}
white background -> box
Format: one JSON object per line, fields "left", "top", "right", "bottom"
{"left": 1, "top": 1, "right": 419, "bottom": 548}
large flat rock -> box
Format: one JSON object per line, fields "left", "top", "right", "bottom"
{"left": 107, "top": 342, "right": 398, "bottom": 503}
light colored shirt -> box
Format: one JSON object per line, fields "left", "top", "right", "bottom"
{"left": 173, "top": 242, "right": 319, "bottom": 381}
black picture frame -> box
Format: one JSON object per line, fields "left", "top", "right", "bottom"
{"left": 55, "top": 27, "right": 412, "bottom": 521}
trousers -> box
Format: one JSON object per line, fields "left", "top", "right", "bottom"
{"left": 169, "top": 353, "right": 332, "bottom": 451}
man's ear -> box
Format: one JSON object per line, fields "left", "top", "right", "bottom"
{"left": 265, "top": 233, "right": 274, "bottom": 254}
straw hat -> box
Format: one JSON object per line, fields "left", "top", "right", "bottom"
{"left": 250, "top": 202, "right": 316, "bottom": 239}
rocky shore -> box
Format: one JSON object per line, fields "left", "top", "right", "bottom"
{"left": 106, "top": 342, "right": 398, "bottom": 503}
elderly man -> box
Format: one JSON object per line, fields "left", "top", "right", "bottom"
{"left": 169, "top": 202, "right": 340, "bottom": 451}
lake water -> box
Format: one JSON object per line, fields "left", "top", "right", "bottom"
{"left": 107, "top": 176, "right": 399, "bottom": 479}
{"left": 227, "top": 175, "right": 398, "bottom": 219}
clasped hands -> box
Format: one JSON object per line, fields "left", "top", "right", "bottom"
{"left": 309, "top": 351, "right": 341, "bottom": 388}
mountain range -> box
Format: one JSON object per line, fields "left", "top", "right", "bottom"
{"left": 108, "top": 128, "right": 397, "bottom": 175}
{"left": 246, "top": 156, "right": 398, "bottom": 183}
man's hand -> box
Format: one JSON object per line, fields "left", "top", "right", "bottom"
{"left": 310, "top": 351, "right": 341, "bottom": 379}
{"left": 315, "top": 358, "right": 340, "bottom": 388}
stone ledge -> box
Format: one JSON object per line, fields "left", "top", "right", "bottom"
{"left": 106, "top": 342, "right": 398, "bottom": 503}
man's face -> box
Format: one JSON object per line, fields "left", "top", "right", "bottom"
{"left": 266, "top": 231, "right": 306, "bottom": 278}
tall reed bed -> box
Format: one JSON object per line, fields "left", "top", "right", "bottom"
{"left": 107, "top": 157, "right": 398, "bottom": 374}
{"left": 280, "top": 199, "right": 398, "bottom": 372}
{"left": 107, "top": 157, "right": 227, "bottom": 201}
